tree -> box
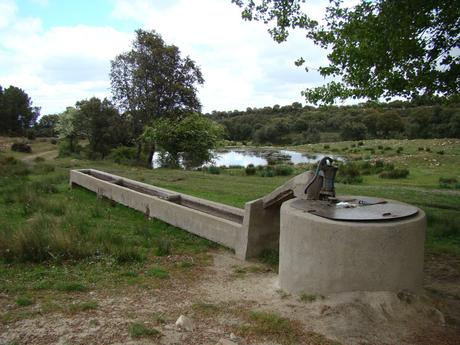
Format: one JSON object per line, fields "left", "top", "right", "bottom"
{"left": 0, "top": 85, "right": 39, "bottom": 134}
{"left": 56, "top": 107, "right": 80, "bottom": 154}
{"left": 233, "top": 0, "right": 460, "bottom": 104}
{"left": 75, "top": 97, "right": 131, "bottom": 158}
{"left": 141, "top": 113, "right": 223, "bottom": 168}
{"left": 340, "top": 122, "right": 367, "bottom": 141}
{"left": 110, "top": 29, "right": 204, "bottom": 162}
{"left": 34, "top": 114, "right": 60, "bottom": 137}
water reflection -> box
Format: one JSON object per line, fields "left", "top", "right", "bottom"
{"left": 152, "top": 148, "right": 340, "bottom": 168}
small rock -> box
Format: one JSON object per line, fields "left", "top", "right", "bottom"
{"left": 217, "top": 339, "right": 238, "bottom": 345}
{"left": 175, "top": 315, "right": 193, "bottom": 331}
{"left": 230, "top": 332, "right": 238, "bottom": 340}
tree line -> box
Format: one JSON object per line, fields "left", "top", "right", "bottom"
{"left": 207, "top": 98, "right": 460, "bottom": 145}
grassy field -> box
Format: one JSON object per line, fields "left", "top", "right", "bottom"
{"left": 0, "top": 137, "right": 459, "bottom": 343}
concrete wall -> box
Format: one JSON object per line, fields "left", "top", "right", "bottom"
{"left": 279, "top": 198, "right": 426, "bottom": 295}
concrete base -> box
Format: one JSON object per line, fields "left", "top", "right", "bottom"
{"left": 279, "top": 198, "right": 426, "bottom": 295}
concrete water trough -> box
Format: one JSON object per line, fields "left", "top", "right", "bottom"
{"left": 70, "top": 168, "right": 426, "bottom": 295}
{"left": 70, "top": 169, "right": 285, "bottom": 260}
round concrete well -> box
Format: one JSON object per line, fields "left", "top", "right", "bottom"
{"left": 279, "top": 197, "right": 426, "bottom": 295}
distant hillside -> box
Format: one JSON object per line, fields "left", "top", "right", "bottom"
{"left": 206, "top": 99, "right": 460, "bottom": 145}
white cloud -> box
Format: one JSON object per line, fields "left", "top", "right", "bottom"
{"left": 112, "top": 0, "right": 332, "bottom": 112}
{"left": 0, "top": 5, "right": 132, "bottom": 115}
{"left": 0, "top": 0, "right": 334, "bottom": 115}
{"left": 0, "top": 0, "right": 17, "bottom": 29}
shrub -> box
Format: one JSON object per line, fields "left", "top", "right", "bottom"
{"left": 274, "top": 165, "right": 294, "bottom": 176}
{"left": 336, "top": 162, "right": 363, "bottom": 184}
{"left": 207, "top": 166, "right": 220, "bottom": 174}
{"left": 379, "top": 168, "right": 409, "bottom": 179}
{"left": 323, "top": 144, "right": 330, "bottom": 149}
{"left": 260, "top": 168, "right": 275, "bottom": 177}
{"left": 245, "top": 164, "right": 256, "bottom": 175}
{"left": 26, "top": 130, "right": 36, "bottom": 140}
{"left": 358, "top": 141, "right": 364, "bottom": 146}
{"left": 396, "top": 147, "right": 404, "bottom": 154}
{"left": 50, "top": 138, "right": 58, "bottom": 145}
{"left": 11, "top": 142, "right": 32, "bottom": 153}
{"left": 437, "top": 150, "right": 444, "bottom": 155}
{"left": 439, "top": 177, "right": 459, "bottom": 189}
{"left": 108, "top": 146, "right": 138, "bottom": 164}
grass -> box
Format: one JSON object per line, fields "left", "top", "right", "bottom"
{"left": 129, "top": 322, "right": 161, "bottom": 339}
{"left": 237, "top": 310, "right": 303, "bottom": 344}
{"left": 0, "top": 137, "right": 459, "bottom": 332}
{"left": 15, "top": 296, "right": 33, "bottom": 306}
{"left": 68, "top": 300, "right": 98, "bottom": 313}
{"left": 146, "top": 267, "right": 169, "bottom": 279}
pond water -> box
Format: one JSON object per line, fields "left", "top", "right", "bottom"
{"left": 152, "top": 148, "right": 340, "bottom": 168}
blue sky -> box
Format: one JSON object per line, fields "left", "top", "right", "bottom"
{"left": 0, "top": 0, "right": 331, "bottom": 115}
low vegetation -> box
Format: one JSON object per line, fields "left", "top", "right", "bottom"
{"left": 0, "top": 137, "right": 459, "bottom": 343}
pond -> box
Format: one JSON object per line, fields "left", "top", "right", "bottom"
{"left": 152, "top": 148, "right": 340, "bottom": 168}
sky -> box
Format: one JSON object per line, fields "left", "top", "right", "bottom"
{"left": 0, "top": 0, "right": 333, "bottom": 116}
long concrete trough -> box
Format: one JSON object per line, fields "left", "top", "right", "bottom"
{"left": 70, "top": 169, "right": 282, "bottom": 259}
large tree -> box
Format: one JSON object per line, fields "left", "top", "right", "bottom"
{"left": 110, "top": 29, "right": 204, "bottom": 162}
{"left": 233, "top": 0, "right": 460, "bottom": 105}
{"left": 0, "top": 85, "right": 40, "bottom": 134}
{"left": 76, "top": 97, "right": 131, "bottom": 158}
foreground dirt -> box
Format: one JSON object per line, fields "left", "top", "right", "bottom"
{"left": 1, "top": 250, "right": 459, "bottom": 345}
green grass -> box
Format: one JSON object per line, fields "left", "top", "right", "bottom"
{"left": 237, "top": 310, "right": 303, "bottom": 344}
{"left": 15, "top": 296, "right": 33, "bottom": 306}
{"left": 129, "top": 322, "right": 161, "bottom": 339}
{"left": 68, "top": 300, "right": 98, "bottom": 313}
{"left": 0, "top": 138, "right": 459, "bottom": 327}
{"left": 146, "top": 267, "right": 169, "bottom": 279}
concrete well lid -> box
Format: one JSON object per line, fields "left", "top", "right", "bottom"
{"left": 290, "top": 196, "right": 418, "bottom": 221}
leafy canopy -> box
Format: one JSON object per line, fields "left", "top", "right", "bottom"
{"left": 233, "top": 0, "right": 460, "bottom": 104}
{"left": 110, "top": 29, "right": 204, "bottom": 136}
{"left": 141, "top": 113, "right": 224, "bottom": 168}
{"left": 0, "top": 85, "right": 40, "bottom": 134}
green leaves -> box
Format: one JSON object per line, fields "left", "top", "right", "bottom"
{"left": 234, "top": 0, "right": 460, "bottom": 105}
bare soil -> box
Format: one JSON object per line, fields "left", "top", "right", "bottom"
{"left": 1, "top": 250, "right": 459, "bottom": 345}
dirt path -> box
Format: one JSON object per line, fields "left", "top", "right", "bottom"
{"left": 20, "top": 149, "right": 58, "bottom": 163}
{"left": 1, "top": 250, "right": 459, "bottom": 345}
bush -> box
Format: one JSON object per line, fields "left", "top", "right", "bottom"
{"left": 108, "top": 146, "right": 138, "bottom": 164}
{"left": 274, "top": 164, "right": 294, "bottom": 176}
{"left": 11, "top": 142, "right": 32, "bottom": 153}
{"left": 260, "top": 167, "right": 275, "bottom": 177}
{"left": 379, "top": 168, "right": 410, "bottom": 179}
{"left": 439, "top": 177, "right": 459, "bottom": 189}
{"left": 336, "top": 162, "right": 363, "bottom": 184}
{"left": 245, "top": 164, "right": 256, "bottom": 175}
{"left": 207, "top": 166, "right": 220, "bottom": 174}
{"left": 50, "top": 138, "right": 58, "bottom": 145}
{"left": 396, "top": 147, "right": 404, "bottom": 154}
{"left": 437, "top": 150, "right": 444, "bottom": 155}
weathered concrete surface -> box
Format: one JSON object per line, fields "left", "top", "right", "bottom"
{"left": 70, "top": 169, "right": 284, "bottom": 260}
{"left": 70, "top": 169, "right": 243, "bottom": 249}
{"left": 279, "top": 197, "right": 426, "bottom": 295}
